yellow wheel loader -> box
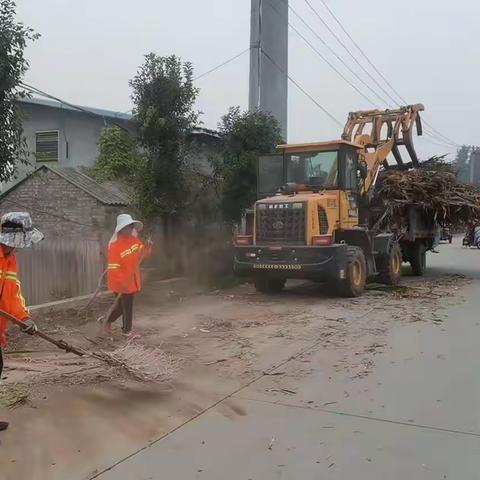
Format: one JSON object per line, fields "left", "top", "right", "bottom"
{"left": 234, "top": 104, "right": 435, "bottom": 296}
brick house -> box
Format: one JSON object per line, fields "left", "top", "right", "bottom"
{"left": 0, "top": 165, "right": 129, "bottom": 305}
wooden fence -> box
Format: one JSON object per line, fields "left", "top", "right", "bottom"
{"left": 14, "top": 226, "right": 233, "bottom": 306}
{"left": 16, "top": 238, "right": 104, "bottom": 306}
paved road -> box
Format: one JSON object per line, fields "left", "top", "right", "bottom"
{"left": 96, "top": 239, "right": 480, "bottom": 480}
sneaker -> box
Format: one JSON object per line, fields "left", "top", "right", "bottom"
{"left": 103, "top": 322, "right": 113, "bottom": 335}
{"left": 0, "top": 421, "right": 9, "bottom": 432}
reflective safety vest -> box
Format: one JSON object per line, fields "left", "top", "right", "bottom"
{"left": 107, "top": 236, "right": 150, "bottom": 294}
{"left": 0, "top": 248, "right": 29, "bottom": 346}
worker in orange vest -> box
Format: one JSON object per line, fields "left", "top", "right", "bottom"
{"left": 0, "top": 212, "right": 44, "bottom": 432}
{"left": 104, "top": 214, "right": 151, "bottom": 337}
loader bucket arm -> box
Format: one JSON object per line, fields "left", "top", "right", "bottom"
{"left": 341, "top": 104, "right": 424, "bottom": 192}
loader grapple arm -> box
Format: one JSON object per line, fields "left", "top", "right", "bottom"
{"left": 342, "top": 104, "right": 424, "bottom": 167}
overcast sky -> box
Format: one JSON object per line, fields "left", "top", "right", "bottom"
{"left": 16, "top": 0, "right": 480, "bottom": 160}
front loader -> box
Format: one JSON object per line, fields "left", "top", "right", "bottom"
{"left": 233, "top": 104, "right": 435, "bottom": 297}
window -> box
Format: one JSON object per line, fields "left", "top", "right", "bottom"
{"left": 258, "top": 154, "right": 284, "bottom": 197}
{"left": 286, "top": 151, "right": 338, "bottom": 188}
{"left": 35, "top": 131, "right": 59, "bottom": 162}
{"left": 344, "top": 150, "right": 358, "bottom": 190}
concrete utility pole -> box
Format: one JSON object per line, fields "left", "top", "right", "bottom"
{"left": 249, "top": 0, "right": 288, "bottom": 140}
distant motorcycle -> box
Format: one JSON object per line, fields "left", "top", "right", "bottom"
{"left": 463, "top": 226, "right": 480, "bottom": 248}
{"left": 440, "top": 227, "right": 453, "bottom": 244}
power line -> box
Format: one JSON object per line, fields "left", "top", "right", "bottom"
{"left": 303, "top": 0, "right": 401, "bottom": 107}
{"left": 20, "top": 82, "right": 130, "bottom": 132}
{"left": 419, "top": 136, "right": 457, "bottom": 151}
{"left": 312, "top": 0, "right": 461, "bottom": 148}
{"left": 93, "top": 49, "right": 252, "bottom": 117}
{"left": 423, "top": 128, "right": 458, "bottom": 148}
{"left": 261, "top": 48, "right": 343, "bottom": 128}
{"left": 317, "top": 0, "right": 404, "bottom": 105}
{"left": 267, "top": 0, "right": 458, "bottom": 149}
{"left": 264, "top": 0, "right": 377, "bottom": 107}
{"left": 193, "top": 47, "right": 251, "bottom": 81}
{"left": 423, "top": 121, "right": 460, "bottom": 147}
{"left": 278, "top": 2, "right": 386, "bottom": 107}
{"left": 21, "top": 83, "right": 108, "bottom": 120}
{"left": 1, "top": 198, "right": 95, "bottom": 229}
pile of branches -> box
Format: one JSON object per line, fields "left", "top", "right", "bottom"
{"left": 374, "top": 169, "right": 480, "bottom": 227}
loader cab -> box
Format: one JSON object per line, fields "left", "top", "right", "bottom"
{"left": 258, "top": 141, "right": 363, "bottom": 198}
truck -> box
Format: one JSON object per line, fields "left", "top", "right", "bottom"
{"left": 233, "top": 105, "right": 436, "bottom": 297}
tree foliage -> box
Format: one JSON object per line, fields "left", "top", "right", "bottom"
{"left": 216, "top": 107, "right": 283, "bottom": 223}
{"left": 129, "top": 53, "right": 199, "bottom": 220}
{"left": 92, "top": 126, "right": 144, "bottom": 182}
{"left": 0, "top": 0, "right": 39, "bottom": 180}
{"left": 455, "top": 145, "right": 471, "bottom": 183}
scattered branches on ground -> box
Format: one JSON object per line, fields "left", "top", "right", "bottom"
{"left": 100, "top": 343, "right": 181, "bottom": 383}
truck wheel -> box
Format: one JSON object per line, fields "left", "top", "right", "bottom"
{"left": 254, "top": 278, "right": 286, "bottom": 293}
{"left": 336, "top": 247, "right": 366, "bottom": 297}
{"left": 410, "top": 242, "right": 426, "bottom": 276}
{"left": 378, "top": 244, "right": 402, "bottom": 286}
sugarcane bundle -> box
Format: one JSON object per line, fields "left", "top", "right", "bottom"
{"left": 374, "top": 169, "right": 480, "bottom": 227}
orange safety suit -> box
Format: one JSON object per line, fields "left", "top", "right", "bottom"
{"left": 0, "top": 248, "right": 29, "bottom": 346}
{"left": 107, "top": 235, "right": 151, "bottom": 294}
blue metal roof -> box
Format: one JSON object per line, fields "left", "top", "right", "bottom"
{"left": 18, "top": 97, "right": 133, "bottom": 121}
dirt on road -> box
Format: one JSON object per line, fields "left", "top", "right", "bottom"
{"left": 0, "top": 271, "right": 469, "bottom": 480}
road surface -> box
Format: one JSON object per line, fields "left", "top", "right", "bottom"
{"left": 93, "top": 239, "right": 480, "bottom": 480}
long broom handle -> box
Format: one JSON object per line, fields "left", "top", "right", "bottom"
{"left": 0, "top": 308, "right": 87, "bottom": 357}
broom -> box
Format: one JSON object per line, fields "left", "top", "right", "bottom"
{"left": 0, "top": 308, "right": 176, "bottom": 382}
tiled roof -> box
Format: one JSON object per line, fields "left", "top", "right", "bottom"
{"left": 0, "top": 165, "right": 129, "bottom": 205}
{"left": 46, "top": 166, "right": 129, "bottom": 205}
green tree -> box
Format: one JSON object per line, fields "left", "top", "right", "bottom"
{"left": 217, "top": 107, "right": 283, "bottom": 223}
{"left": 0, "top": 0, "right": 39, "bottom": 180}
{"left": 92, "top": 125, "right": 144, "bottom": 182}
{"left": 129, "top": 53, "right": 199, "bottom": 221}
{"left": 455, "top": 145, "right": 471, "bottom": 183}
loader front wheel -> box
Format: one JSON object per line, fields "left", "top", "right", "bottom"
{"left": 378, "top": 244, "right": 402, "bottom": 286}
{"left": 336, "top": 247, "right": 366, "bottom": 297}
{"left": 254, "top": 277, "right": 286, "bottom": 294}
{"left": 410, "top": 242, "right": 426, "bottom": 276}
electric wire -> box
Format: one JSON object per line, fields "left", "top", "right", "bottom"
{"left": 261, "top": 48, "right": 343, "bottom": 128}
{"left": 303, "top": 0, "right": 402, "bottom": 107}
{"left": 311, "top": 0, "right": 461, "bottom": 147}
{"left": 268, "top": 0, "right": 457, "bottom": 148}
{"left": 264, "top": 0, "right": 379, "bottom": 107}
{"left": 193, "top": 47, "right": 251, "bottom": 81}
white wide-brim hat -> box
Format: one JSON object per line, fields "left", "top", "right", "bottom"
{"left": 114, "top": 214, "right": 143, "bottom": 235}
{"left": 109, "top": 214, "right": 143, "bottom": 245}
{"left": 0, "top": 212, "right": 44, "bottom": 249}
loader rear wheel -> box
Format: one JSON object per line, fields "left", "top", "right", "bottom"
{"left": 336, "top": 247, "right": 366, "bottom": 297}
{"left": 410, "top": 242, "right": 426, "bottom": 276}
{"left": 254, "top": 277, "right": 286, "bottom": 294}
{"left": 378, "top": 244, "right": 402, "bottom": 286}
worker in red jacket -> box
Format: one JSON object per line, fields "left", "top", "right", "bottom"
{"left": 0, "top": 212, "right": 43, "bottom": 432}
{"left": 104, "top": 214, "right": 151, "bottom": 337}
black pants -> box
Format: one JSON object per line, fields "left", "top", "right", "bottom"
{"left": 0, "top": 346, "right": 3, "bottom": 380}
{"left": 106, "top": 293, "right": 134, "bottom": 333}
